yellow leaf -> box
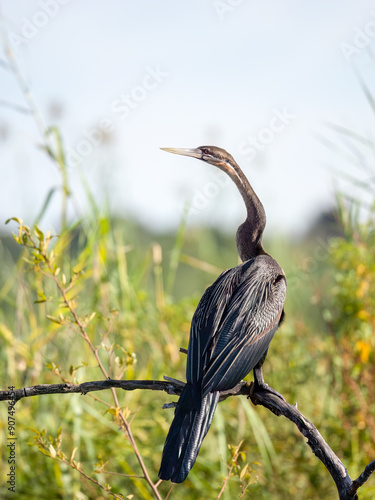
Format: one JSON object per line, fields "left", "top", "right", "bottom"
{"left": 70, "top": 447, "right": 77, "bottom": 462}
{"left": 240, "top": 463, "right": 249, "bottom": 480}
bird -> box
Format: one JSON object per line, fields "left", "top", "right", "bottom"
{"left": 158, "top": 146, "right": 287, "bottom": 483}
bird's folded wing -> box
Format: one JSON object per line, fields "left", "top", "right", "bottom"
{"left": 186, "top": 259, "right": 286, "bottom": 395}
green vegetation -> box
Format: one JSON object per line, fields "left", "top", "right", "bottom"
{"left": 0, "top": 157, "right": 374, "bottom": 499}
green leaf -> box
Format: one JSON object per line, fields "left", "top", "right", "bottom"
{"left": 46, "top": 315, "right": 62, "bottom": 325}
{"left": 5, "top": 216, "right": 22, "bottom": 225}
{"left": 35, "top": 292, "right": 47, "bottom": 303}
{"left": 37, "top": 447, "right": 51, "bottom": 457}
{"left": 34, "top": 225, "right": 44, "bottom": 241}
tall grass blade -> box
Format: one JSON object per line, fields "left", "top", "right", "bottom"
{"left": 240, "top": 399, "right": 276, "bottom": 476}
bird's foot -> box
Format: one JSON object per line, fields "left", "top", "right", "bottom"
{"left": 250, "top": 365, "right": 286, "bottom": 402}
{"left": 251, "top": 380, "right": 285, "bottom": 401}
{"left": 248, "top": 380, "right": 285, "bottom": 416}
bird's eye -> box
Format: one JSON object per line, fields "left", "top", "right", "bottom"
{"left": 273, "top": 275, "right": 284, "bottom": 285}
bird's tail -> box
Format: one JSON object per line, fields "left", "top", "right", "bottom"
{"left": 158, "top": 384, "right": 220, "bottom": 483}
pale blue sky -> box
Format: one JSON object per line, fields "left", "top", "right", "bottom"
{"left": 1, "top": 0, "right": 374, "bottom": 236}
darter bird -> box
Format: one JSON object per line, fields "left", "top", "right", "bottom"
{"left": 158, "top": 146, "right": 286, "bottom": 483}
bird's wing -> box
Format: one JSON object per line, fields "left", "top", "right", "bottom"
{"left": 186, "top": 264, "right": 247, "bottom": 388}
{"left": 186, "top": 258, "right": 286, "bottom": 397}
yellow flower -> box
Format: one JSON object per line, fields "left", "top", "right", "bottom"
{"left": 356, "top": 340, "right": 371, "bottom": 363}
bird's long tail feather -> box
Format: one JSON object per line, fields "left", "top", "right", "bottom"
{"left": 158, "top": 385, "right": 220, "bottom": 483}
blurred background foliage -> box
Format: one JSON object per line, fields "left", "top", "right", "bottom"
{"left": 0, "top": 166, "right": 374, "bottom": 500}
{"left": 1, "top": 111, "right": 375, "bottom": 499}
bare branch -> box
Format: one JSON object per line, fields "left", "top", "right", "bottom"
{"left": 0, "top": 378, "right": 249, "bottom": 403}
{"left": 0, "top": 379, "right": 183, "bottom": 403}
{"left": 2, "top": 378, "right": 374, "bottom": 498}
{"left": 248, "top": 384, "right": 359, "bottom": 500}
{"left": 348, "top": 460, "right": 375, "bottom": 497}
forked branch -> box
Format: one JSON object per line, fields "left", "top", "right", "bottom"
{"left": 2, "top": 378, "right": 374, "bottom": 498}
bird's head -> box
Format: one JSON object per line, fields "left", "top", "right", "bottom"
{"left": 161, "top": 145, "right": 266, "bottom": 261}
{"left": 161, "top": 146, "right": 238, "bottom": 174}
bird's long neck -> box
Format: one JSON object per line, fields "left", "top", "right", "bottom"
{"left": 220, "top": 159, "right": 266, "bottom": 261}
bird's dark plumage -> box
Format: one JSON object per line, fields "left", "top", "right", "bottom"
{"left": 158, "top": 146, "right": 287, "bottom": 483}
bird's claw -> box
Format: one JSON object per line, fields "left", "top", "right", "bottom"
{"left": 249, "top": 380, "right": 285, "bottom": 402}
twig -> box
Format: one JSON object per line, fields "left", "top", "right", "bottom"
{"left": 39, "top": 242, "right": 162, "bottom": 499}
{"left": 217, "top": 454, "right": 236, "bottom": 499}
{"left": 10, "top": 226, "right": 163, "bottom": 500}
{"left": 348, "top": 460, "right": 375, "bottom": 497}
{"left": 34, "top": 435, "right": 124, "bottom": 500}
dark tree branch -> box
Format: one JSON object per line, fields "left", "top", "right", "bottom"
{"left": 2, "top": 379, "right": 374, "bottom": 499}
{"left": 248, "top": 384, "right": 360, "bottom": 500}
{"left": 0, "top": 378, "right": 250, "bottom": 404}
{"left": 348, "top": 460, "right": 375, "bottom": 497}
{"left": 1, "top": 379, "right": 184, "bottom": 402}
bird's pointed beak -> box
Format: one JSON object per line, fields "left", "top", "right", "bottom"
{"left": 160, "top": 147, "right": 203, "bottom": 159}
